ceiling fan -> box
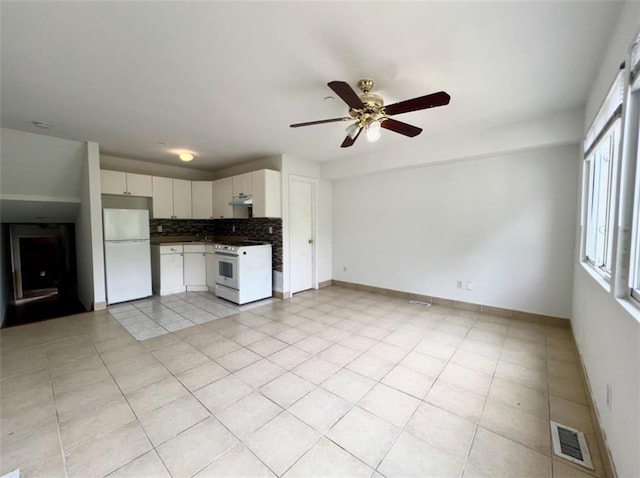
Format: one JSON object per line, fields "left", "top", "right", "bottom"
{"left": 290, "top": 79, "right": 450, "bottom": 148}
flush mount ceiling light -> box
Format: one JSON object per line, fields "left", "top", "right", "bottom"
{"left": 179, "top": 152, "right": 194, "bottom": 162}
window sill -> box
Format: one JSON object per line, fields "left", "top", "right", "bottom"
{"left": 614, "top": 296, "right": 640, "bottom": 326}
{"left": 580, "top": 261, "right": 612, "bottom": 293}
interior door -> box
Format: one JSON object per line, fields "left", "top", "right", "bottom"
{"left": 290, "top": 178, "right": 315, "bottom": 294}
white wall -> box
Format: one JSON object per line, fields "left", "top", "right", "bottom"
{"left": 322, "top": 107, "right": 584, "bottom": 181}
{"left": 572, "top": 5, "right": 640, "bottom": 477}
{"left": 332, "top": 145, "right": 578, "bottom": 318}
{"left": 1, "top": 128, "right": 85, "bottom": 200}
{"left": 584, "top": 4, "right": 640, "bottom": 130}
{"left": 0, "top": 128, "right": 84, "bottom": 223}
{"left": 101, "top": 154, "right": 216, "bottom": 180}
{"left": 280, "top": 154, "right": 332, "bottom": 297}
{"left": 317, "top": 179, "right": 332, "bottom": 284}
{"left": 76, "top": 142, "right": 106, "bottom": 310}
{"left": 212, "top": 155, "right": 282, "bottom": 179}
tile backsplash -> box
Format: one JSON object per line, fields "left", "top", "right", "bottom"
{"left": 149, "top": 219, "right": 213, "bottom": 237}
{"left": 149, "top": 217, "right": 283, "bottom": 271}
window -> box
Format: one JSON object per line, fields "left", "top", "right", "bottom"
{"left": 584, "top": 119, "right": 621, "bottom": 275}
{"left": 627, "top": 36, "right": 640, "bottom": 301}
{"left": 582, "top": 72, "right": 624, "bottom": 278}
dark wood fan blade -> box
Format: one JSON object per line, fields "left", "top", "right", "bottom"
{"left": 290, "top": 117, "right": 351, "bottom": 128}
{"left": 384, "top": 91, "right": 450, "bottom": 116}
{"left": 328, "top": 81, "right": 365, "bottom": 110}
{"left": 381, "top": 118, "right": 422, "bottom": 137}
{"left": 341, "top": 127, "right": 362, "bottom": 148}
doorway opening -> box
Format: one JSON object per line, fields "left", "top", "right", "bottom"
{"left": 2, "top": 224, "right": 84, "bottom": 328}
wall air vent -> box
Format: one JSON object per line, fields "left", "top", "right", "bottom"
{"left": 550, "top": 421, "right": 594, "bottom": 470}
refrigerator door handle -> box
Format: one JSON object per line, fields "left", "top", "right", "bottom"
{"left": 106, "top": 239, "right": 149, "bottom": 243}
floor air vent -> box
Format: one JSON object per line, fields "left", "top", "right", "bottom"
{"left": 409, "top": 300, "right": 432, "bottom": 308}
{"left": 550, "top": 421, "right": 594, "bottom": 470}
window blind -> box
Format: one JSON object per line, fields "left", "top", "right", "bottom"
{"left": 584, "top": 70, "right": 624, "bottom": 157}
{"left": 631, "top": 30, "right": 640, "bottom": 90}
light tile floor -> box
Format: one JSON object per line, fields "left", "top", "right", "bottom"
{"left": 107, "top": 292, "right": 279, "bottom": 341}
{"left": 0, "top": 286, "right": 604, "bottom": 478}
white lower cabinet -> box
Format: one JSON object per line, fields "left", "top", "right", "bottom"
{"left": 151, "top": 245, "right": 185, "bottom": 295}
{"left": 183, "top": 245, "right": 207, "bottom": 291}
{"left": 206, "top": 247, "right": 217, "bottom": 290}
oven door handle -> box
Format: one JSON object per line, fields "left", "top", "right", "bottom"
{"left": 214, "top": 252, "right": 239, "bottom": 258}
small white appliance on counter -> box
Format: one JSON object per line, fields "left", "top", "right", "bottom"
{"left": 103, "top": 208, "right": 152, "bottom": 304}
{"left": 213, "top": 241, "right": 272, "bottom": 305}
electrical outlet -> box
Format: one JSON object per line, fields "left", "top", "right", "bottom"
{"left": 232, "top": 225, "right": 236, "bottom": 233}
{"left": 466, "top": 281, "right": 473, "bottom": 291}
{"left": 157, "top": 225, "right": 162, "bottom": 232}
{"left": 456, "top": 280, "right": 463, "bottom": 289}
{"left": 343, "top": 266, "right": 347, "bottom": 272}
{"left": 606, "top": 383, "right": 612, "bottom": 410}
{"left": 268, "top": 226, "right": 273, "bottom": 234}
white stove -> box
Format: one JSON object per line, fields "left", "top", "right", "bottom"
{"left": 213, "top": 241, "right": 272, "bottom": 304}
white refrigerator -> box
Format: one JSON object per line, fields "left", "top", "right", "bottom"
{"left": 103, "top": 208, "right": 152, "bottom": 304}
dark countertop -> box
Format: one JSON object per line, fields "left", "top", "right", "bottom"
{"left": 150, "top": 235, "right": 249, "bottom": 245}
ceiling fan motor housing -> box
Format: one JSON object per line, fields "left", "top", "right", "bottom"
{"left": 352, "top": 80, "right": 386, "bottom": 123}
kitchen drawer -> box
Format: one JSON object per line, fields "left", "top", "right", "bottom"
{"left": 184, "top": 244, "right": 206, "bottom": 253}
{"left": 159, "top": 245, "right": 183, "bottom": 254}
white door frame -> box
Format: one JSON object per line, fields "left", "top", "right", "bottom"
{"left": 288, "top": 175, "right": 318, "bottom": 294}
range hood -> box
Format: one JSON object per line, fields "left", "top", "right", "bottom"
{"left": 229, "top": 196, "right": 253, "bottom": 207}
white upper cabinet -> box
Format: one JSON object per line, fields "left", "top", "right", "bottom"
{"left": 147, "top": 170, "right": 280, "bottom": 219}
{"left": 126, "top": 173, "right": 153, "bottom": 197}
{"left": 100, "top": 170, "right": 152, "bottom": 197}
{"left": 213, "top": 177, "right": 233, "bottom": 219}
{"left": 152, "top": 177, "right": 192, "bottom": 219}
{"left": 152, "top": 177, "right": 174, "bottom": 218}
{"left": 101, "top": 170, "right": 126, "bottom": 195}
{"left": 252, "top": 169, "right": 281, "bottom": 218}
{"left": 192, "top": 181, "right": 213, "bottom": 219}
{"left": 232, "top": 172, "right": 253, "bottom": 198}
{"left": 172, "top": 179, "right": 192, "bottom": 219}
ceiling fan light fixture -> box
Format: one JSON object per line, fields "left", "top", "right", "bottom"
{"left": 366, "top": 120, "right": 381, "bottom": 142}
{"left": 345, "top": 122, "right": 360, "bottom": 139}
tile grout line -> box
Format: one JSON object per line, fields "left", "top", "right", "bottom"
{"left": 43, "top": 342, "right": 70, "bottom": 478}
{"left": 91, "top": 342, "right": 175, "bottom": 478}
{"left": 458, "top": 321, "right": 507, "bottom": 478}
{"left": 369, "top": 311, "right": 481, "bottom": 477}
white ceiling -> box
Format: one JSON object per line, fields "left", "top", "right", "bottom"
{"left": 0, "top": 1, "right": 621, "bottom": 171}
